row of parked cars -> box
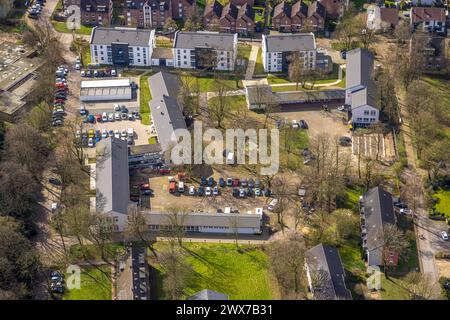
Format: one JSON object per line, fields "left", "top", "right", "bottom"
{"left": 28, "top": 0, "right": 45, "bottom": 19}
{"left": 275, "top": 119, "right": 308, "bottom": 130}
{"left": 76, "top": 127, "right": 135, "bottom": 147}
{"left": 79, "top": 105, "right": 140, "bottom": 124}
{"left": 50, "top": 270, "right": 65, "bottom": 294}
{"left": 53, "top": 65, "right": 69, "bottom": 126}
{"left": 80, "top": 68, "right": 117, "bottom": 78}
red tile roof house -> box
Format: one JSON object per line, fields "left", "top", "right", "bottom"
{"left": 305, "top": 1, "right": 326, "bottom": 32}
{"left": 219, "top": 2, "right": 239, "bottom": 33}
{"left": 318, "top": 0, "right": 343, "bottom": 20}
{"left": 272, "top": 1, "right": 326, "bottom": 33}
{"left": 203, "top": 0, "right": 223, "bottom": 29}
{"left": 410, "top": 7, "right": 446, "bottom": 34}
{"left": 80, "top": 0, "right": 113, "bottom": 26}
{"left": 235, "top": 3, "right": 256, "bottom": 36}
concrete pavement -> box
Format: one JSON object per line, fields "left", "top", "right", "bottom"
{"left": 245, "top": 44, "right": 259, "bottom": 80}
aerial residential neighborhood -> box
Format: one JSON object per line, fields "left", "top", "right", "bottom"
{"left": 0, "top": 0, "right": 449, "bottom": 309}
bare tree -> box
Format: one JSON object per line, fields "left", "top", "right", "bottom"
{"left": 288, "top": 52, "right": 307, "bottom": 90}
{"left": 208, "top": 79, "right": 230, "bottom": 128}
{"left": 267, "top": 233, "right": 307, "bottom": 298}
{"left": 374, "top": 224, "right": 409, "bottom": 278}
{"left": 405, "top": 272, "right": 440, "bottom": 300}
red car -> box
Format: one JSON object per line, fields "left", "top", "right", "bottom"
{"left": 140, "top": 183, "right": 150, "bottom": 190}
{"left": 232, "top": 178, "right": 240, "bottom": 187}
{"left": 54, "top": 98, "right": 65, "bottom": 103}
{"left": 55, "top": 83, "right": 67, "bottom": 88}
{"left": 95, "top": 114, "right": 102, "bottom": 122}
{"left": 159, "top": 168, "right": 171, "bottom": 174}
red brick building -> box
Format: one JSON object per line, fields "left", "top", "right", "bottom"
{"left": 272, "top": 0, "right": 326, "bottom": 32}
{"left": 80, "top": 0, "right": 113, "bottom": 26}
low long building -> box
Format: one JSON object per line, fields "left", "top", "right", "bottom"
{"left": 345, "top": 48, "right": 379, "bottom": 128}
{"left": 80, "top": 78, "right": 132, "bottom": 101}
{"left": 245, "top": 85, "right": 344, "bottom": 110}
{"left": 148, "top": 71, "right": 186, "bottom": 152}
{"left": 173, "top": 31, "right": 238, "bottom": 71}
{"left": 305, "top": 244, "right": 352, "bottom": 300}
{"left": 146, "top": 209, "right": 263, "bottom": 234}
{"left": 95, "top": 137, "right": 131, "bottom": 232}
{"left": 262, "top": 33, "right": 317, "bottom": 73}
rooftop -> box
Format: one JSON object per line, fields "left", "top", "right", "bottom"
{"left": 188, "top": 289, "right": 229, "bottom": 300}
{"left": 305, "top": 244, "right": 352, "bottom": 300}
{"left": 90, "top": 27, "right": 155, "bottom": 47}
{"left": 81, "top": 78, "right": 131, "bottom": 88}
{"left": 263, "top": 33, "right": 316, "bottom": 52}
{"left": 173, "top": 31, "right": 236, "bottom": 51}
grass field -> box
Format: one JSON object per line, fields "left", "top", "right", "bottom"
{"left": 156, "top": 38, "right": 173, "bottom": 48}
{"left": 433, "top": 189, "right": 450, "bottom": 219}
{"left": 140, "top": 74, "right": 152, "bottom": 125}
{"left": 152, "top": 243, "right": 278, "bottom": 300}
{"left": 52, "top": 21, "right": 93, "bottom": 35}
{"left": 379, "top": 275, "right": 411, "bottom": 300}
{"left": 63, "top": 265, "right": 112, "bottom": 300}
{"left": 237, "top": 43, "right": 252, "bottom": 62}
{"left": 185, "top": 74, "right": 242, "bottom": 92}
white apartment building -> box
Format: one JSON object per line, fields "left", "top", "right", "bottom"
{"left": 262, "top": 33, "right": 317, "bottom": 73}
{"left": 172, "top": 31, "right": 238, "bottom": 71}
{"left": 90, "top": 27, "right": 155, "bottom": 67}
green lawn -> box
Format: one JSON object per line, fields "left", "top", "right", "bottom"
{"left": 433, "top": 189, "right": 450, "bottom": 219}
{"left": 152, "top": 243, "right": 278, "bottom": 300}
{"left": 254, "top": 48, "right": 265, "bottom": 74}
{"left": 237, "top": 43, "right": 252, "bottom": 62}
{"left": 140, "top": 74, "right": 152, "bottom": 126}
{"left": 279, "top": 127, "right": 309, "bottom": 170}
{"left": 380, "top": 275, "right": 411, "bottom": 300}
{"left": 185, "top": 74, "right": 242, "bottom": 92}
{"left": 52, "top": 21, "right": 93, "bottom": 35}
{"left": 81, "top": 45, "right": 91, "bottom": 67}
{"left": 63, "top": 265, "right": 112, "bottom": 300}
{"left": 69, "top": 243, "right": 125, "bottom": 261}
{"left": 156, "top": 38, "right": 173, "bottom": 48}
{"left": 253, "top": 6, "right": 265, "bottom": 24}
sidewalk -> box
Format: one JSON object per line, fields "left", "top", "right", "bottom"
{"left": 244, "top": 44, "right": 259, "bottom": 80}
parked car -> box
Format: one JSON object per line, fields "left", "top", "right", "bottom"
{"left": 114, "top": 130, "right": 120, "bottom": 139}
{"left": 49, "top": 178, "right": 61, "bottom": 186}
{"left": 80, "top": 70, "right": 86, "bottom": 77}
{"left": 232, "top": 188, "right": 239, "bottom": 197}
{"left": 178, "top": 181, "right": 185, "bottom": 193}
{"left": 79, "top": 105, "right": 87, "bottom": 115}
{"left": 339, "top": 136, "right": 352, "bottom": 146}
{"left": 128, "top": 113, "right": 134, "bottom": 121}
{"left": 254, "top": 188, "right": 261, "bottom": 196}
{"left": 115, "top": 113, "right": 121, "bottom": 121}
{"left": 102, "top": 112, "right": 108, "bottom": 122}
{"left": 114, "top": 104, "right": 120, "bottom": 111}
{"left": 255, "top": 178, "right": 261, "bottom": 188}
{"left": 337, "top": 105, "right": 346, "bottom": 112}
{"left": 268, "top": 198, "right": 278, "bottom": 211}
{"left": 219, "top": 177, "right": 225, "bottom": 187}
{"left": 75, "top": 63, "right": 81, "bottom": 70}
{"left": 197, "top": 186, "right": 205, "bottom": 196}
{"left": 108, "top": 129, "right": 114, "bottom": 137}
{"left": 88, "top": 138, "right": 95, "bottom": 148}
{"left": 248, "top": 178, "right": 255, "bottom": 188}
{"left": 232, "top": 178, "right": 240, "bottom": 187}
{"left": 205, "top": 187, "right": 212, "bottom": 196}
{"left": 189, "top": 186, "right": 195, "bottom": 196}
{"left": 441, "top": 231, "right": 449, "bottom": 241}
{"left": 299, "top": 119, "right": 308, "bottom": 129}
{"left": 208, "top": 177, "right": 214, "bottom": 186}
{"left": 200, "top": 176, "right": 207, "bottom": 186}
{"left": 213, "top": 186, "right": 219, "bottom": 196}
{"left": 292, "top": 119, "right": 299, "bottom": 129}
{"left": 400, "top": 208, "right": 412, "bottom": 215}
{"left": 120, "top": 113, "right": 127, "bottom": 120}
{"left": 101, "top": 129, "right": 108, "bottom": 138}
{"left": 239, "top": 189, "right": 246, "bottom": 198}
{"left": 121, "top": 129, "right": 127, "bottom": 138}
{"left": 226, "top": 177, "right": 233, "bottom": 187}
{"left": 240, "top": 178, "right": 248, "bottom": 187}
{"left": 108, "top": 113, "right": 114, "bottom": 122}
{"left": 246, "top": 188, "right": 253, "bottom": 197}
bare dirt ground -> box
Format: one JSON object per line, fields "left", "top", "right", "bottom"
{"left": 352, "top": 132, "right": 397, "bottom": 163}
{"left": 436, "top": 259, "right": 450, "bottom": 278}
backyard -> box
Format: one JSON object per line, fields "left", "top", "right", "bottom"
{"left": 151, "top": 243, "right": 279, "bottom": 300}
{"left": 433, "top": 188, "right": 450, "bottom": 219}
{"left": 185, "top": 73, "right": 243, "bottom": 92}
{"left": 140, "top": 73, "right": 152, "bottom": 126}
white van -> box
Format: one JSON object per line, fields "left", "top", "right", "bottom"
{"left": 268, "top": 199, "right": 278, "bottom": 211}
{"left": 178, "top": 181, "right": 185, "bottom": 193}
{"left": 127, "top": 128, "right": 134, "bottom": 138}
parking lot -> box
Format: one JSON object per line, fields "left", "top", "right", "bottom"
{"left": 130, "top": 167, "right": 276, "bottom": 214}
{"left": 274, "top": 106, "right": 351, "bottom": 139}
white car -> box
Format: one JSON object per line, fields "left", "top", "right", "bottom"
{"left": 121, "top": 129, "right": 127, "bottom": 138}
{"left": 441, "top": 231, "right": 449, "bottom": 241}
{"left": 205, "top": 187, "right": 212, "bottom": 196}
{"left": 114, "top": 130, "right": 120, "bottom": 139}
{"left": 102, "top": 112, "right": 108, "bottom": 122}
{"left": 337, "top": 105, "right": 346, "bottom": 112}
{"left": 115, "top": 112, "right": 121, "bottom": 121}
{"left": 75, "top": 130, "right": 81, "bottom": 139}
{"left": 75, "top": 56, "right": 81, "bottom": 64}
{"left": 213, "top": 186, "right": 219, "bottom": 196}
{"left": 108, "top": 113, "right": 114, "bottom": 122}
{"left": 101, "top": 129, "right": 108, "bottom": 138}
{"left": 188, "top": 186, "right": 195, "bottom": 196}
{"left": 51, "top": 202, "right": 60, "bottom": 213}
{"left": 80, "top": 70, "right": 86, "bottom": 77}
{"left": 111, "top": 69, "right": 117, "bottom": 77}
{"left": 291, "top": 120, "right": 299, "bottom": 129}
{"left": 75, "top": 63, "right": 81, "bottom": 70}
{"left": 268, "top": 198, "right": 278, "bottom": 211}
{"left": 114, "top": 104, "right": 120, "bottom": 111}
{"left": 400, "top": 208, "right": 412, "bottom": 215}
{"left": 88, "top": 138, "right": 95, "bottom": 148}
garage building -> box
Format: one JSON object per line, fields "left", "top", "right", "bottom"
{"left": 80, "top": 78, "right": 132, "bottom": 102}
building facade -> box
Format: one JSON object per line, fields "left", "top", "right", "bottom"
{"left": 272, "top": 0, "right": 326, "bottom": 32}
{"left": 410, "top": 7, "right": 446, "bottom": 34}
{"left": 345, "top": 48, "right": 379, "bottom": 127}
{"left": 173, "top": 31, "right": 238, "bottom": 71}
{"left": 90, "top": 27, "right": 155, "bottom": 67}
{"left": 262, "top": 33, "right": 317, "bottom": 73}
{"left": 366, "top": 5, "right": 399, "bottom": 31}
